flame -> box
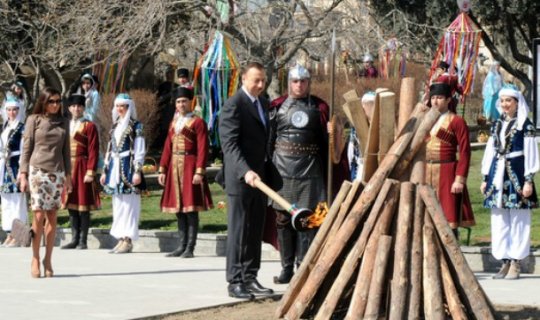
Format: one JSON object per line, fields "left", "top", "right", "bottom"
{"left": 307, "top": 202, "right": 328, "bottom": 228}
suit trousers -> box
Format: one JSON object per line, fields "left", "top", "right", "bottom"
{"left": 226, "top": 190, "right": 267, "bottom": 284}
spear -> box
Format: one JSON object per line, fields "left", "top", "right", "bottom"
{"left": 327, "top": 29, "right": 336, "bottom": 204}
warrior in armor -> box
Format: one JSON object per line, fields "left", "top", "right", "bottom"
{"left": 269, "top": 64, "right": 330, "bottom": 284}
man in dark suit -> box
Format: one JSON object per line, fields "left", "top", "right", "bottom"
{"left": 219, "top": 62, "right": 279, "bottom": 299}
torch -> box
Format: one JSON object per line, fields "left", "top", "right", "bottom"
{"left": 253, "top": 179, "right": 328, "bottom": 231}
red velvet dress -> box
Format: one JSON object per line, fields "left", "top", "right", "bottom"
{"left": 63, "top": 120, "right": 101, "bottom": 211}
{"left": 159, "top": 116, "right": 213, "bottom": 213}
{"left": 425, "top": 112, "right": 475, "bottom": 228}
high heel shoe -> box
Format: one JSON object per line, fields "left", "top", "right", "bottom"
{"left": 42, "top": 259, "right": 54, "bottom": 278}
{"left": 31, "top": 259, "right": 41, "bottom": 278}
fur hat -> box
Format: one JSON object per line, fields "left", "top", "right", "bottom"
{"left": 177, "top": 68, "right": 189, "bottom": 78}
{"left": 67, "top": 94, "right": 86, "bottom": 107}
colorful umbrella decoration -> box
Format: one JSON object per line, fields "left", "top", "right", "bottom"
{"left": 378, "top": 38, "right": 407, "bottom": 79}
{"left": 192, "top": 30, "right": 240, "bottom": 150}
{"left": 92, "top": 51, "right": 129, "bottom": 94}
{"left": 429, "top": 12, "right": 482, "bottom": 96}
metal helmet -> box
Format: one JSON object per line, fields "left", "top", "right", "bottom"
{"left": 288, "top": 64, "right": 310, "bottom": 81}
{"left": 363, "top": 53, "right": 374, "bottom": 63}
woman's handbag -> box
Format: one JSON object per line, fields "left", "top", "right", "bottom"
{"left": 10, "top": 219, "right": 33, "bottom": 247}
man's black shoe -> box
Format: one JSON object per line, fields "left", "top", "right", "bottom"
{"left": 228, "top": 283, "right": 254, "bottom": 300}
{"left": 273, "top": 269, "right": 294, "bottom": 284}
{"left": 245, "top": 280, "right": 274, "bottom": 295}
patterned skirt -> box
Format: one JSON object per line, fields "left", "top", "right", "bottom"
{"left": 29, "top": 166, "right": 65, "bottom": 211}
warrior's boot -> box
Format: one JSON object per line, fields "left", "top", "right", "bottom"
{"left": 181, "top": 212, "right": 199, "bottom": 258}
{"left": 61, "top": 211, "right": 80, "bottom": 249}
{"left": 77, "top": 212, "right": 90, "bottom": 249}
{"left": 166, "top": 213, "right": 187, "bottom": 257}
{"left": 492, "top": 259, "right": 510, "bottom": 279}
{"left": 274, "top": 226, "right": 296, "bottom": 284}
{"left": 505, "top": 260, "right": 521, "bottom": 280}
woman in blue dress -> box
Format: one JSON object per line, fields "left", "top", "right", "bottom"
{"left": 100, "top": 93, "right": 146, "bottom": 254}
{"left": 481, "top": 84, "right": 539, "bottom": 280}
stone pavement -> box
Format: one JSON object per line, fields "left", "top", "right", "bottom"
{"left": 0, "top": 247, "right": 539, "bottom": 320}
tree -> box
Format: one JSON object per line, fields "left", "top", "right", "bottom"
{"left": 1, "top": 0, "right": 353, "bottom": 100}
{"left": 369, "top": 0, "right": 539, "bottom": 99}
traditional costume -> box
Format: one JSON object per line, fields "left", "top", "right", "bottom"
{"left": 433, "top": 61, "right": 463, "bottom": 113}
{"left": 159, "top": 87, "right": 213, "bottom": 258}
{"left": 269, "top": 65, "right": 349, "bottom": 284}
{"left": 77, "top": 73, "right": 101, "bottom": 123}
{"left": 61, "top": 95, "right": 101, "bottom": 250}
{"left": 481, "top": 85, "right": 538, "bottom": 279}
{"left": 0, "top": 97, "right": 27, "bottom": 247}
{"left": 357, "top": 54, "right": 378, "bottom": 78}
{"left": 482, "top": 61, "right": 502, "bottom": 121}
{"left": 103, "top": 93, "right": 146, "bottom": 253}
{"left": 425, "top": 83, "right": 475, "bottom": 230}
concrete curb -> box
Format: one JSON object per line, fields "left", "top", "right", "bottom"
{"left": 54, "top": 228, "right": 281, "bottom": 260}
{"left": 2, "top": 228, "right": 537, "bottom": 273}
{"left": 55, "top": 229, "right": 539, "bottom": 273}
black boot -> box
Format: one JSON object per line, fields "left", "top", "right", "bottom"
{"left": 181, "top": 212, "right": 199, "bottom": 258}
{"left": 274, "top": 224, "right": 296, "bottom": 284}
{"left": 61, "top": 211, "right": 80, "bottom": 249}
{"left": 166, "top": 213, "right": 187, "bottom": 257}
{"left": 77, "top": 212, "right": 90, "bottom": 249}
{"left": 452, "top": 228, "right": 459, "bottom": 241}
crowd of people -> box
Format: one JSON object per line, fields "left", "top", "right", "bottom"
{"left": 0, "top": 59, "right": 537, "bottom": 291}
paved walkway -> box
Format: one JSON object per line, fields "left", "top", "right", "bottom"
{"left": 1, "top": 247, "right": 539, "bottom": 320}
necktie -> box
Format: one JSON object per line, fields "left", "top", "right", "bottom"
{"left": 254, "top": 99, "right": 266, "bottom": 127}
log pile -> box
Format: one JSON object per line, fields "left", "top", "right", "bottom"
{"left": 275, "top": 82, "right": 497, "bottom": 319}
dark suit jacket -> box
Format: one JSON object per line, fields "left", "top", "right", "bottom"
{"left": 219, "top": 88, "right": 281, "bottom": 195}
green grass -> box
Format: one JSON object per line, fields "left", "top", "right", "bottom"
{"left": 5, "top": 151, "right": 540, "bottom": 247}
{"left": 55, "top": 183, "right": 228, "bottom": 233}
{"left": 464, "top": 149, "right": 540, "bottom": 247}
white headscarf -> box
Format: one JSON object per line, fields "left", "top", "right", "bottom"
{"left": 112, "top": 93, "right": 137, "bottom": 143}
{"left": 1, "top": 97, "right": 25, "bottom": 127}
{"left": 496, "top": 85, "right": 529, "bottom": 130}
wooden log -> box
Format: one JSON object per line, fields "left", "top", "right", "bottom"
{"left": 419, "top": 185, "right": 496, "bottom": 320}
{"left": 363, "top": 235, "right": 393, "bottom": 320}
{"left": 275, "top": 181, "right": 352, "bottom": 319}
{"left": 388, "top": 182, "right": 415, "bottom": 320}
{"left": 362, "top": 92, "right": 380, "bottom": 183}
{"left": 325, "top": 180, "right": 362, "bottom": 243}
{"left": 407, "top": 187, "right": 425, "bottom": 319}
{"left": 438, "top": 241, "right": 468, "bottom": 320}
{"left": 422, "top": 213, "right": 445, "bottom": 320}
{"left": 316, "top": 179, "right": 400, "bottom": 320}
{"left": 398, "top": 77, "right": 416, "bottom": 134}
{"left": 343, "top": 100, "right": 370, "bottom": 153}
{"left": 344, "top": 181, "right": 401, "bottom": 320}
{"left": 378, "top": 92, "right": 396, "bottom": 163}
{"left": 408, "top": 145, "right": 425, "bottom": 184}
{"left": 283, "top": 102, "right": 427, "bottom": 320}
{"left": 342, "top": 89, "right": 360, "bottom": 102}
{"left": 390, "top": 106, "right": 440, "bottom": 179}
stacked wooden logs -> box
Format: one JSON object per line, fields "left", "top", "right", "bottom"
{"left": 275, "top": 81, "right": 497, "bottom": 319}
